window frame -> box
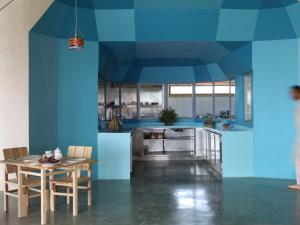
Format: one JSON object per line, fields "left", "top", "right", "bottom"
{"left": 98, "top": 79, "right": 237, "bottom": 121}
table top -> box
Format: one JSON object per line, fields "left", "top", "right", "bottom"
{"left": 0, "top": 156, "right": 97, "bottom": 170}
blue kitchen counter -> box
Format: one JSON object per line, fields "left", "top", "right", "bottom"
{"left": 97, "top": 122, "right": 253, "bottom": 180}
{"left": 100, "top": 121, "right": 252, "bottom": 133}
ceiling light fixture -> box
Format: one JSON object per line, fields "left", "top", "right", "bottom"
{"left": 68, "top": 0, "right": 84, "bottom": 50}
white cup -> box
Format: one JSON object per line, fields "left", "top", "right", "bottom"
{"left": 45, "top": 151, "right": 53, "bottom": 158}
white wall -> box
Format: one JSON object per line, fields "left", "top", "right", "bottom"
{"left": 0, "top": 0, "right": 53, "bottom": 191}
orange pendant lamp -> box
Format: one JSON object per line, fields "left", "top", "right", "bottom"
{"left": 69, "top": 0, "right": 84, "bottom": 50}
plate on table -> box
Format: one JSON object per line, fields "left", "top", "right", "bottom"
{"left": 23, "top": 159, "right": 34, "bottom": 163}
{"left": 29, "top": 155, "right": 41, "bottom": 158}
{"left": 27, "top": 162, "right": 40, "bottom": 166}
{"left": 41, "top": 162, "right": 61, "bottom": 167}
{"left": 20, "top": 155, "right": 40, "bottom": 160}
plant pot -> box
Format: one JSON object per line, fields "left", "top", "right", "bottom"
{"left": 205, "top": 124, "right": 213, "bottom": 128}
{"left": 223, "top": 124, "right": 230, "bottom": 130}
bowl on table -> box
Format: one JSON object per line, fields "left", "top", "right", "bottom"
{"left": 45, "top": 151, "right": 53, "bottom": 158}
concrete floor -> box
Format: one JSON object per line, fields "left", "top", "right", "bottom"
{"left": 1, "top": 161, "right": 300, "bottom": 225}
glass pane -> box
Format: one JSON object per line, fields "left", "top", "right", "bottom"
{"left": 244, "top": 75, "right": 252, "bottom": 121}
{"left": 121, "top": 84, "right": 137, "bottom": 119}
{"left": 98, "top": 83, "right": 105, "bottom": 121}
{"left": 230, "top": 80, "right": 236, "bottom": 120}
{"left": 215, "top": 86, "right": 230, "bottom": 94}
{"left": 196, "top": 96, "right": 213, "bottom": 119}
{"left": 140, "top": 84, "right": 163, "bottom": 118}
{"left": 196, "top": 85, "right": 213, "bottom": 94}
{"left": 214, "top": 81, "right": 231, "bottom": 94}
{"left": 168, "top": 84, "right": 193, "bottom": 117}
{"left": 196, "top": 83, "right": 213, "bottom": 119}
{"left": 215, "top": 96, "right": 230, "bottom": 119}
{"left": 106, "top": 83, "right": 120, "bottom": 120}
{"left": 169, "top": 85, "right": 192, "bottom": 95}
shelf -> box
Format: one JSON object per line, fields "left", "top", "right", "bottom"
{"left": 140, "top": 105, "right": 162, "bottom": 108}
{"left": 144, "top": 137, "right": 194, "bottom": 141}
{"left": 165, "top": 136, "right": 194, "bottom": 140}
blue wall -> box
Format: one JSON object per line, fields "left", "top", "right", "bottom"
{"left": 29, "top": 33, "right": 99, "bottom": 178}
{"left": 252, "top": 39, "right": 299, "bottom": 179}
{"left": 29, "top": 33, "right": 59, "bottom": 153}
{"left": 56, "top": 40, "right": 99, "bottom": 178}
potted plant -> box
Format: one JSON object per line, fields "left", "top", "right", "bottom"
{"left": 159, "top": 108, "right": 178, "bottom": 126}
{"left": 203, "top": 114, "right": 216, "bottom": 128}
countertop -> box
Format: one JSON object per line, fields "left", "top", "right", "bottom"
{"left": 99, "top": 122, "right": 252, "bottom": 134}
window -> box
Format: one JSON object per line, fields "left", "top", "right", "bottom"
{"left": 169, "top": 85, "right": 193, "bottom": 95}
{"left": 196, "top": 83, "right": 213, "bottom": 94}
{"left": 196, "top": 83, "right": 213, "bottom": 118}
{"left": 98, "top": 83, "right": 105, "bottom": 120}
{"left": 168, "top": 84, "right": 193, "bottom": 117}
{"left": 99, "top": 80, "right": 238, "bottom": 122}
{"left": 121, "top": 84, "right": 137, "bottom": 119}
{"left": 214, "top": 81, "right": 235, "bottom": 119}
{"left": 244, "top": 75, "right": 252, "bottom": 121}
{"left": 140, "top": 84, "right": 163, "bottom": 118}
{"left": 105, "top": 83, "right": 120, "bottom": 120}
{"left": 195, "top": 81, "right": 235, "bottom": 119}
{"left": 230, "top": 80, "right": 236, "bottom": 119}
{"left": 214, "top": 81, "right": 236, "bottom": 94}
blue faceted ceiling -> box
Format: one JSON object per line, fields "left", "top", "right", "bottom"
{"left": 33, "top": 0, "right": 300, "bottom": 41}
{"left": 99, "top": 41, "right": 251, "bottom": 83}
{"left": 30, "top": 0, "right": 300, "bottom": 82}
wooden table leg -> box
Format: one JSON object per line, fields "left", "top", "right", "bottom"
{"left": 18, "top": 165, "right": 28, "bottom": 218}
{"left": 72, "top": 167, "right": 78, "bottom": 216}
{"left": 49, "top": 169, "right": 55, "bottom": 212}
{"left": 41, "top": 169, "right": 47, "bottom": 224}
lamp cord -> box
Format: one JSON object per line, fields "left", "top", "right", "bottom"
{"left": 75, "top": 0, "right": 78, "bottom": 35}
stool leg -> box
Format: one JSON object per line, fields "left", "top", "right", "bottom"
{"left": 87, "top": 170, "right": 92, "bottom": 206}
{"left": 45, "top": 190, "right": 49, "bottom": 211}
{"left": 4, "top": 172, "right": 9, "bottom": 212}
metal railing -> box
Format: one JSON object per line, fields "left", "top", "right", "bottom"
{"left": 204, "top": 129, "right": 222, "bottom": 172}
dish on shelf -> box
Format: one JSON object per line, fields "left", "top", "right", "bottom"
{"left": 150, "top": 133, "right": 156, "bottom": 139}
{"left": 157, "top": 133, "right": 164, "bottom": 139}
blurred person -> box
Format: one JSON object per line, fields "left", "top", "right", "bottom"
{"left": 289, "top": 86, "right": 300, "bottom": 190}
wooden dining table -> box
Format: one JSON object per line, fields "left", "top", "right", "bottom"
{"left": 0, "top": 157, "right": 97, "bottom": 225}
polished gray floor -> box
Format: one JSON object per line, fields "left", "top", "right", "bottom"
{"left": 1, "top": 161, "right": 300, "bottom": 225}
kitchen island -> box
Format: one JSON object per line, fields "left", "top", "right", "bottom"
{"left": 98, "top": 122, "right": 253, "bottom": 179}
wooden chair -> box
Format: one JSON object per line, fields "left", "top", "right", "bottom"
{"left": 3, "top": 147, "right": 41, "bottom": 213}
{"left": 49, "top": 146, "right": 93, "bottom": 214}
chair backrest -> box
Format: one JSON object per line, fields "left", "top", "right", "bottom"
{"left": 67, "top": 146, "right": 92, "bottom": 171}
{"left": 3, "top": 147, "right": 28, "bottom": 174}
